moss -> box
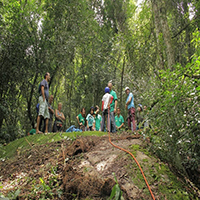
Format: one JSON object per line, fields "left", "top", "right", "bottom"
{"left": 129, "top": 144, "right": 152, "bottom": 158}
{"left": 126, "top": 145, "right": 195, "bottom": 199}
{"left": 132, "top": 173, "right": 145, "bottom": 189}
{"left": 129, "top": 144, "right": 140, "bottom": 156}
{"left": 130, "top": 144, "right": 140, "bottom": 151}
{"left": 154, "top": 162, "right": 183, "bottom": 189}
{"left": 0, "top": 131, "right": 107, "bottom": 159}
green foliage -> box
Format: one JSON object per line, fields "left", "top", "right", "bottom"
{"left": 0, "top": 0, "right": 52, "bottom": 142}
{"left": 109, "top": 173, "right": 124, "bottom": 200}
{"left": 4, "top": 189, "right": 20, "bottom": 200}
{"left": 30, "top": 173, "right": 62, "bottom": 199}
{"left": 0, "top": 0, "right": 200, "bottom": 191}
{"left": 145, "top": 29, "right": 200, "bottom": 187}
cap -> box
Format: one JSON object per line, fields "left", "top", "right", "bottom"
{"left": 105, "top": 87, "right": 110, "bottom": 93}
{"left": 125, "top": 87, "right": 130, "bottom": 92}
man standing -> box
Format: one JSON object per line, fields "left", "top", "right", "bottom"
{"left": 101, "top": 87, "right": 113, "bottom": 132}
{"left": 108, "top": 81, "right": 117, "bottom": 133}
{"left": 125, "top": 87, "right": 136, "bottom": 131}
{"left": 48, "top": 95, "right": 54, "bottom": 132}
{"left": 115, "top": 108, "right": 124, "bottom": 130}
{"left": 36, "top": 72, "right": 51, "bottom": 134}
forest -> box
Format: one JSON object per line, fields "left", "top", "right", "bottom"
{"left": 0, "top": 0, "right": 200, "bottom": 198}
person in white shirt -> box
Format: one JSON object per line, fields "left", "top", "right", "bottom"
{"left": 101, "top": 87, "right": 113, "bottom": 132}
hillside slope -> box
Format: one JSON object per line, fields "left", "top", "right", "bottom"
{"left": 0, "top": 132, "right": 196, "bottom": 199}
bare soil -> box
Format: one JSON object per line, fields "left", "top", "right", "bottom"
{"left": 61, "top": 134, "right": 144, "bottom": 200}
{"left": 0, "top": 132, "right": 182, "bottom": 199}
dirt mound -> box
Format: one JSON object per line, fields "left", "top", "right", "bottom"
{"left": 0, "top": 140, "right": 66, "bottom": 180}
{"left": 0, "top": 140, "right": 71, "bottom": 199}
{"left": 60, "top": 135, "right": 141, "bottom": 200}
{"left": 62, "top": 136, "right": 117, "bottom": 199}
{"left": 63, "top": 164, "right": 116, "bottom": 199}
{"left": 1, "top": 133, "right": 193, "bottom": 199}
{"left": 63, "top": 133, "right": 141, "bottom": 158}
{"left": 64, "top": 136, "right": 98, "bottom": 156}
{"left": 0, "top": 134, "right": 151, "bottom": 199}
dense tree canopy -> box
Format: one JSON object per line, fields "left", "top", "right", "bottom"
{"left": 0, "top": 0, "right": 199, "bottom": 188}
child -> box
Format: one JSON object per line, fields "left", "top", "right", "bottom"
{"left": 115, "top": 107, "right": 125, "bottom": 130}
{"left": 27, "top": 123, "right": 37, "bottom": 136}
{"left": 94, "top": 105, "right": 102, "bottom": 131}
{"left": 101, "top": 87, "right": 113, "bottom": 132}
{"left": 76, "top": 107, "right": 86, "bottom": 131}
{"left": 86, "top": 107, "right": 95, "bottom": 131}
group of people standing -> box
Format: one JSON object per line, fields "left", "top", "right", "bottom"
{"left": 76, "top": 81, "right": 120, "bottom": 132}
{"left": 76, "top": 81, "right": 144, "bottom": 133}
{"left": 30, "top": 73, "right": 146, "bottom": 135}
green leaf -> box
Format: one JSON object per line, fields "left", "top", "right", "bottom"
{"left": 39, "top": 177, "right": 44, "bottom": 184}
{"left": 196, "top": 86, "right": 200, "bottom": 90}
{"left": 14, "top": 189, "right": 20, "bottom": 197}
{"left": 109, "top": 184, "right": 116, "bottom": 200}
{"left": 115, "top": 184, "right": 121, "bottom": 200}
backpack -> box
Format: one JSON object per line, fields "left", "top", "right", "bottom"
{"left": 38, "top": 83, "right": 41, "bottom": 94}
{"left": 36, "top": 103, "right": 40, "bottom": 114}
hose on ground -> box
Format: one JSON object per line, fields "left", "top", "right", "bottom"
{"left": 107, "top": 109, "right": 155, "bottom": 200}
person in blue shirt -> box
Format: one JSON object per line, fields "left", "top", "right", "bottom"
{"left": 125, "top": 87, "right": 136, "bottom": 131}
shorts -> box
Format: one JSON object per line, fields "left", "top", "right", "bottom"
{"left": 38, "top": 96, "right": 50, "bottom": 119}
{"left": 88, "top": 126, "right": 93, "bottom": 131}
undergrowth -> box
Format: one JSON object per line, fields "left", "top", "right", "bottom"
{"left": 127, "top": 142, "right": 197, "bottom": 199}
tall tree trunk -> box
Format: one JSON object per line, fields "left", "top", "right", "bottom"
{"left": 159, "top": 0, "right": 175, "bottom": 68}
{"left": 0, "top": 117, "right": 3, "bottom": 132}
{"left": 183, "top": 1, "right": 192, "bottom": 62}
{"left": 49, "top": 65, "right": 59, "bottom": 88}
{"left": 27, "top": 73, "right": 38, "bottom": 128}
{"left": 152, "top": 0, "right": 165, "bottom": 70}
{"left": 68, "top": 49, "right": 75, "bottom": 125}
{"left": 120, "top": 56, "right": 125, "bottom": 108}
{"left": 114, "top": 53, "right": 121, "bottom": 85}
{"left": 152, "top": 0, "right": 175, "bottom": 69}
